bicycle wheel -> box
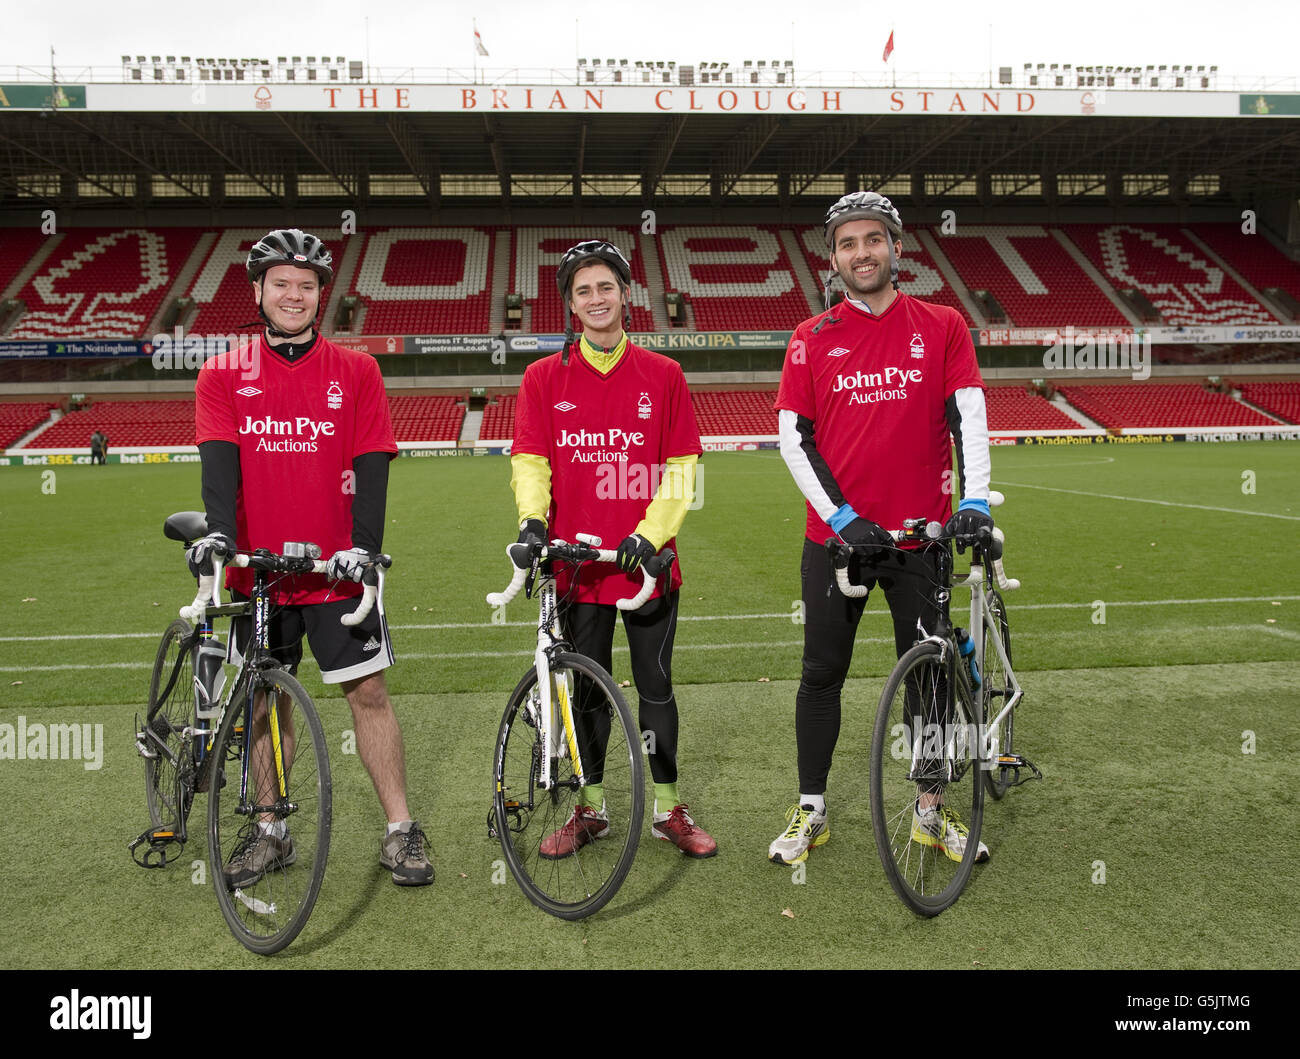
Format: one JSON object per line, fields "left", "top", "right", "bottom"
{"left": 208, "top": 667, "right": 331, "bottom": 955}
{"left": 492, "top": 652, "right": 644, "bottom": 919}
{"left": 143, "top": 619, "right": 198, "bottom": 837}
{"left": 983, "top": 589, "right": 1015, "bottom": 800}
{"left": 870, "top": 640, "right": 985, "bottom": 916}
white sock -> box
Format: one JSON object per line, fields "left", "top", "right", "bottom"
{"left": 258, "top": 819, "right": 287, "bottom": 839}
{"left": 799, "top": 794, "right": 825, "bottom": 814}
{"left": 386, "top": 820, "right": 412, "bottom": 837}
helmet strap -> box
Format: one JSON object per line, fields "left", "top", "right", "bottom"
{"left": 887, "top": 238, "right": 900, "bottom": 291}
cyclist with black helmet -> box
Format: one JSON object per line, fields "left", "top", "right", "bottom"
{"left": 189, "top": 228, "right": 434, "bottom": 887}
{"left": 768, "top": 193, "right": 994, "bottom": 867}
{"left": 507, "top": 239, "right": 717, "bottom": 858}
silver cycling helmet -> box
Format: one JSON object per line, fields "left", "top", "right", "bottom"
{"left": 246, "top": 228, "right": 334, "bottom": 285}
{"left": 823, "top": 191, "right": 903, "bottom": 248}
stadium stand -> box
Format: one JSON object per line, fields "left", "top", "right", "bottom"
{"left": 658, "top": 226, "right": 813, "bottom": 331}
{"left": 1236, "top": 381, "right": 1300, "bottom": 424}
{"left": 513, "top": 228, "right": 655, "bottom": 334}
{"left": 0, "top": 229, "right": 49, "bottom": 302}
{"left": 6, "top": 228, "right": 203, "bottom": 339}
{"left": 796, "top": 227, "right": 975, "bottom": 324}
{"left": 983, "top": 386, "right": 1083, "bottom": 431}
{"left": 31, "top": 398, "right": 196, "bottom": 448}
{"left": 388, "top": 393, "right": 465, "bottom": 442}
{"left": 479, "top": 394, "right": 517, "bottom": 443}
{"left": 692, "top": 389, "right": 779, "bottom": 436}
{"left": 350, "top": 228, "right": 495, "bottom": 335}
{"left": 0, "top": 400, "right": 57, "bottom": 449}
{"left": 1056, "top": 383, "right": 1279, "bottom": 429}
{"left": 933, "top": 226, "right": 1129, "bottom": 327}
{"left": 1192, "top": 223, "right": 1300, "bottom": 307}
{"left": 1063, "top": 224, "right": 1276, "bottom": 326}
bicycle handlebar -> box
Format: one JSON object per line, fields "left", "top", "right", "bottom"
{"left": 830, "top": 491, "right": 1020, "bottom": 598}
{"left": 181, "top": 550, "right": 391, "bottom": 627}
{"left": 487, "top": 537, "right": 675, "bottom": 612}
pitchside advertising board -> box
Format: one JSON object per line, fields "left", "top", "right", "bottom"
{"left": 2, "top": 82, "right": 1298, "bottom": 119}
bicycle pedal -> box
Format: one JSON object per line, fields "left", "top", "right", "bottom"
{"left": 996, "top": 753, "right": 1043, "bottom": 786}
{"left": 129, "top": 827, "right": 185, "bottom": 868}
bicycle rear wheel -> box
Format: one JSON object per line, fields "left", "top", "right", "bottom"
{"left": 870, "top": 640, "right": 985, "bottom": 916}
{"left": 142, "top": 619, "right": 199, "bottom": 838}
{"left": 492, "top": 652, "right": 644, "bottom": 920}
{"left": 983, "top": 590, "right": 1016, "bottom": 800}
{"left": 208, "top": 668, "right": 331, "bottom": 955}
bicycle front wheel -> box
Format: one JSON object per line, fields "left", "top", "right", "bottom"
{"left": 870, "top": 640, "right": 985, "bottom": 916}
{"left": 983, "top": 590, "right": 1015, "bottom": 800}
{"left": 208, "top": 668, "right": 331, "bottom": 955}
{"left": 492, "top": 652, "right": 644, "bottom": 920}
{"left": 143, "top": 619, "right": 199, "bottom": 837}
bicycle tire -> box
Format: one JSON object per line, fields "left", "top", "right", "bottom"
{"left": 208, "top": 667, "right": 331, "bottom": 955}
{"left": 143, "top": 619, "right": 199, "bottom": 837}
{"left": 492, "top": 651, "right": 644, "bottom": 920}
{"left": 870, "top": 640, "right": 985, "bottom": 916}
{"left": 983, "top": 589, "right": 1016, "bottom": 800}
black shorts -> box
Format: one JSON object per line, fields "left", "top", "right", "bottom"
{"left": 229, "top": 592, "right": 394, "bottom": 685}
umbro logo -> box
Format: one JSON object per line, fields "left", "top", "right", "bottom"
{"left": 236, "top": 386, "right": 262, "bottom": 397}
{"left": 827, "top": 347, "right": 850, "bottom": 358}
{"left": 554, "top": 401, "right": 576, "bottom": 412}
{"left": 362, "top": 636, "right": 381, "bottom": 653}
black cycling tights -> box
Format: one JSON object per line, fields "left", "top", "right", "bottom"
{"left": 796, "top": 538, "right": 942, "bottom": 795}
{"left": 560, "top": 590, "right": 681, "bottom": 785}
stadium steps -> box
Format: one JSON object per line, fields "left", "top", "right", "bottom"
{"left": 1050, "top": 229, "right": 1143, "bottom": 327}
{"left": 489, "top": 229, "right": 511, "bottom": 333}
{"left": 0, "top": 233, "right": 64, "bottom": 333}
{"left": 1180, "top": 228, "right": 1286, "bottom": 323}
{"left": 1052, "top": 395, "right": 1102, "bottom": 429}
{"left": 1231, "top": 392, "right": 1287, "bottom": 424}
{"left": 6, "top": 410, "right": 61, "bottom": 451}
{"left": 146, "top": 230, "right": 216, "bottom": 337}
{"left": 779, "top": 228, "right": 823, "bottom": 317}
{"left": 459, "top": 408, "right": 483, "bottom": 443}
{"left": 323, "top": 234, "right": 366, "bottom": 333}
{"left": 637, "top": 231, "right": 671, "bottom": 331}
{"left": 914, "top": 229, "right": 988, "bottom": 327}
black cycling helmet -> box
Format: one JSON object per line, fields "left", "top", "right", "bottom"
{"left": 823, "top": 191, "right": 903, "bottom": 248}
{"left": 555, "top": 240, "right": 633, "bottom": 364}
{"left": 246, "top": 228, "right": 334, "bottom": 285}
{"left": 555, "top": 240, "right": 631, "bottom": 301}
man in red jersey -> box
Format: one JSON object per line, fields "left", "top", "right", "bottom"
{"left": 768, "top": 193, "right": 994, "bottom": 866}
{"left": 508, "top": 240, "right": 716, "bottom": 858}
{"left": 188, "top": 228, "right": 432, "bottom": 887}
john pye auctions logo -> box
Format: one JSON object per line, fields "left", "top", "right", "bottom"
{"left": 833, "top": 365, "right": 923, "bottom": 404}
{"left": 555, "top": 427, "right": 646, "bottom": 463}
{"left": 239, "top": 415, "right": 336, "bottom": 453}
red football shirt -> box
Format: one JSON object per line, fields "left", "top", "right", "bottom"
{"left": 195, "top": 335, "right": 397, "bottom": 604}
{"left": 776, "top": 293, "right": 984, "bottom": 542}
{"left": 512, "top": 342, "right": 702, "bottom": 605}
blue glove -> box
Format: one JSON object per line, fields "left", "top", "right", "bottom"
{"left": 186, "top": 532, "right": 234, "bottom": 576}
{"left": 615, "top": 533, "right": 657, "bottom": 574}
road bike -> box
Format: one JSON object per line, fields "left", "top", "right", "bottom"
{"left": 485, "top": 534, "right": 670, "bottom": 919}
{"left": 830, "top": 493, "right": 1040, "bottom": 916}
{"left": 132, "top": 511, "right": 386, "bottom": 954}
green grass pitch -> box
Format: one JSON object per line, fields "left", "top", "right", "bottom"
{"left": 0, "top": 442, "right": 1296, "bottom": 968}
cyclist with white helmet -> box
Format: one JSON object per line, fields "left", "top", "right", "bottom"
{"left": 768, "top": 194, "right": 994, "bottom": 866}
{"left": 190, "top": 228, "right": 434, "bottom": 888}
{"left": 508, "top": 239, "right": 717, "bottom": 859}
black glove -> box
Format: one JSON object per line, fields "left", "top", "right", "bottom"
{"left": 186, "top": 532, "right": 235, "bottom": 576}
{"left": 615, "top": 533, "right": 657, "bottom": 574}
{"left": 838, "top": 517, "right": 892, "bottom": 554}
{"left": 945, "top": 504, "right": 994, "bottom": 553}
{"left": 511, "top": 519, "right": 546, "bottom": 570}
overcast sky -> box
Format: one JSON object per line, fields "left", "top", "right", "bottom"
{"left": 2, "top": 0, "right": 1294, "bottom": 84}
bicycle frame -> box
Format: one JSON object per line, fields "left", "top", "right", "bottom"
{"left": 527, "top": 572, "right": 586, "bottom": 795}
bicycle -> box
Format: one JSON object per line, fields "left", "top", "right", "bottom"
{"left": 131, "top": 510, "right": 387, "bottom": 954}
{"left": 484, "top": 534, "right": 671, "bottom": 920}
{"left": 829, "top": 492, "right": 1040, "bottom": 916}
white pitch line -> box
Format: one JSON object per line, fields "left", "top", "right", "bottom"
{"left": 1, "top": 598, "right": 1294, "bottom": 644}
{"left": 1261, "top": 626, "right": 1300, "bottom": 641}
{"left": 994, "top": 479, "right": 1300, "bottom": 520}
